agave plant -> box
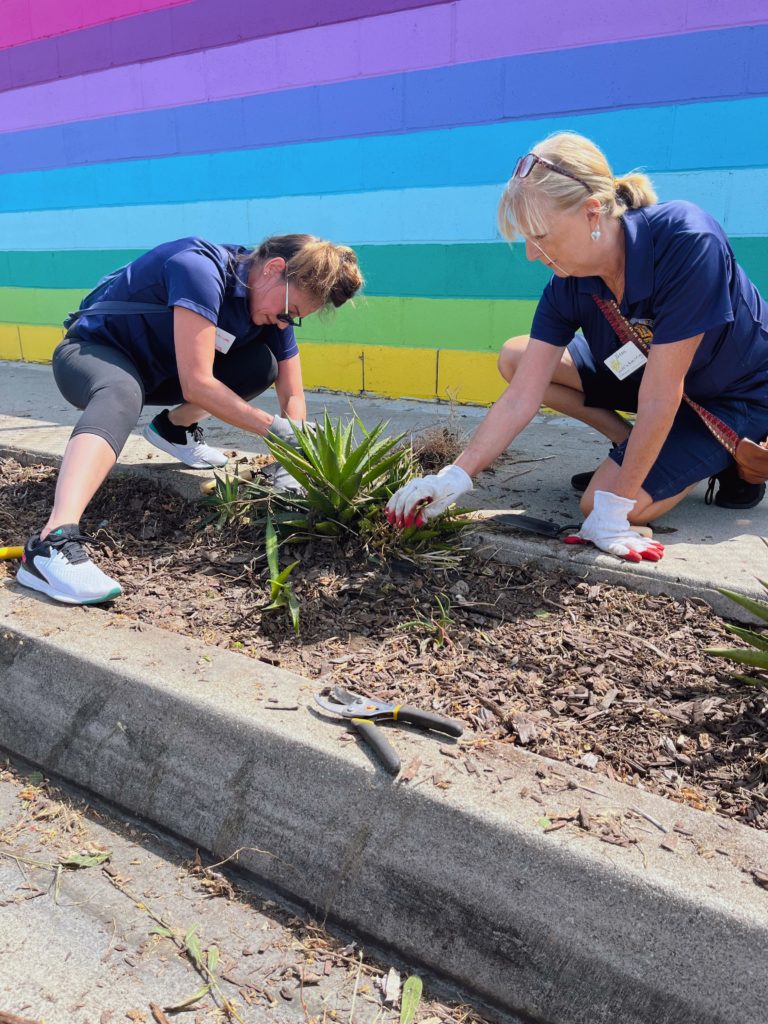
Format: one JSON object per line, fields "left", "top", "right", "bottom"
{"left": 199, "top": 471, "right": 244, "bottom": 528}
{"left": 200, "top": 412, "right": 471, "bottom": 565}
{"left": 704, "top": 582, "right": 768, "bottom": 687}
{"left": 260, "top": 411, "right": 412, "bottom": 535}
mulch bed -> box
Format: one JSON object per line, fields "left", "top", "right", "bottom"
{"left": 2, "top": 455, "right": 767, "bottom": 831}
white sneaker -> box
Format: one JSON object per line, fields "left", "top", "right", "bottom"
{"left": 143, "top": 411, "right": 229, "bottom": 469}
{"left": 16, "top": 525, "right": 123, "bottom": 605}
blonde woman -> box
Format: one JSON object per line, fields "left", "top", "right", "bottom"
{"left": 18, "top": 234, "right": 362, "bottom": 604}
{"left": 387, "top": 133, "right": 768, "bottom": 562}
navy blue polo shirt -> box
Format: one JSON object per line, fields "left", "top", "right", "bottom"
{"left": 530, "top": 201, "right": 768, "bottom": 403}
{"left": 70, "top": 237, "right": 299, "bottom": 392}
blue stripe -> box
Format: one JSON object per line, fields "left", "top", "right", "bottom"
{"left": 2, "top": 170, "right": 768, "bottom": 251}
{"left": 0, "top": 25, "right": 766, "bottom": 175}
{"left": 3, "top": 96, "right": 768, "bottom": 214}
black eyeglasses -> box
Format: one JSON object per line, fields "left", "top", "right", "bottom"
{"left": 513, "top": 153, "right": 592, "bottom": 193}
{"left": 276, "top": 279, "right": 302, "bottom": 327}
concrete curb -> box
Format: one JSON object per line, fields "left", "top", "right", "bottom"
{"left": 470, "top": 531, "right": 766, "bottom": 623}
{"left": 1, "top": 585, "right": 767, "bottom": 1024}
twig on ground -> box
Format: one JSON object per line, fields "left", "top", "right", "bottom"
{"left": 629, "top": 807, "right": 669, "bottom": 834}
{"left": 349, "top": 951, "right": 364, "bottom": 1024}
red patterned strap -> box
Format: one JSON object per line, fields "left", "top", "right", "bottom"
{"left": 591, "top": 295, "right": 739, "bottom": 456}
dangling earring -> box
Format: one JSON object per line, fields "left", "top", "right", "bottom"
{"left": 591, "top": 227, "right": 601, "bottom": 241}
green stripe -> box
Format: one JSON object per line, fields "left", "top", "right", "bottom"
{"left": 0, "top": 244, "right": 547, "bottom": 298}
{"left": 0, "top": 250, "right": 145, "bottom": 289}
{"left": 3, "top": 238, "right": 768, "bottom": 299}
{"left": 0, "top": 288, "right": 538, "bottom": 352}
{"left": 0, "top": 287, "right": 87, "bottom": 325}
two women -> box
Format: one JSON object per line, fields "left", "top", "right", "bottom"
{"left": 17, "top": 234, "right": 362, "bottom": 604}
{"left": 20, "top": 131, "right": 768, "bottom": 606}
{"left": 388, "top": 133, "right": 768, "bottom": 562}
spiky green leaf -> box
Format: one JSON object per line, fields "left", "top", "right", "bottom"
{"left": 704, "top": 647, "right": 768, "bottom": 668}
{"left": 716, "top": 587, "right": 768, "bottom": 624}
{"left": 723, "top": 622, "right": 768, "bottom": 651}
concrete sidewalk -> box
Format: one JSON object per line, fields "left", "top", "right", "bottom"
{"left": 1, "top": 359, "right": 767, "bottom": 618}
{"left": 1, "top": 358, "right": 768, "bottom": 1022}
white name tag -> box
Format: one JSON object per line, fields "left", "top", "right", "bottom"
{"left": 214, "top": 327, "right": 236, "bottom": 354}
{"left": 604, "top": 342, "right": 647, "bottom": 380}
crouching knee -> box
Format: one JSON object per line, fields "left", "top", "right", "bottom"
{"left": 497, "top": 335, "right": 530, "bottom": 382}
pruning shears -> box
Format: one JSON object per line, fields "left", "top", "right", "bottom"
{"left": 314, "top": 686, "right": 464, "bottom": 776}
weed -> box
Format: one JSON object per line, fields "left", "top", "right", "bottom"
{"left": 398, "top": 592, "right": 455, "bottom": 649}
{"left": 262, "top": 516, "right": 300, "bottom": 635}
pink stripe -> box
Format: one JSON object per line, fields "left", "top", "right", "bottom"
{"left": 0, "top": 0, "right": 191, "bottom": 50}
{"left": 2, "top": 0, "right": 767, "bottom": 133}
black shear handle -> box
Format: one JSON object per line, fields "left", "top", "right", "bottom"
{"left": 395, "top": 706, "right": 464, "bottom": 737}
{"left": 351, "top": 718, "right": 401, "bottom": 775}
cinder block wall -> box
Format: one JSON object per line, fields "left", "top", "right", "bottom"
{"left": 1, "top": 0, "right": 767, "bottom": 405}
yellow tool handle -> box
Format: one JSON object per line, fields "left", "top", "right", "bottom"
{"left": 0, "top": 546, "right": 23, "bottom": 560}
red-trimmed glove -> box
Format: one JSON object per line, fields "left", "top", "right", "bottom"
{"left": 385, "top": 465, "right": 473, "bottom": 528}
{"left": 564, "top": 490, "right": 665, "bottom": 563}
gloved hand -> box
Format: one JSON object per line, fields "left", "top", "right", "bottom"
{"left": 262, "top": 461, "right": 305, "bottom": 494}
{"left": 267, "top": 415, "right": 315, "bottom": 446}
{"left": 385, "top": 465, "right": 473, "bottom": 528}
{"left": 564, "top": 490, "right": 665, "bottom": 563}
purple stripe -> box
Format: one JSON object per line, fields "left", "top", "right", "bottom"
{"left": 0, "top": 0, "right": 452, "bottom": 93}
{"left": 5, "top": 0, "right": 768, "bottom": 133}
{"left": 0, "top": 5, "right": 455, "bottom": 131}
{"left": 455, "top": 0, "right": 768, "bottom": 62}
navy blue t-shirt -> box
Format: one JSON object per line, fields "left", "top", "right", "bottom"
{"left": 69, "top": 237, "right": 299, "bottom": 392}
{"left": 530, "top": 201, "right": 768, "bottom": 403}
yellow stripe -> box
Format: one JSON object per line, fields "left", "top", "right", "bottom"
{"left": 1, "top": 328, "right": 507, "bottom": 406}
{"left": 392, "top": 704, "right": 401, "bottom": 721}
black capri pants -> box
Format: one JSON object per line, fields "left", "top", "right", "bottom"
{"left": 52, "top": 337, "right": 279, "bottom": 457}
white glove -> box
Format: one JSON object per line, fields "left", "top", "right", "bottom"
{"left": 267, "top": 415, "right": 314, "bottom": 446}
{"left": 564, "top": 490, "right": 664, "bottom": 563}
{"left": 385, "top": 465, "right": 473, "bottom": 528}
{"left": 263, "top": 461, "right": 305, "bottom": 494}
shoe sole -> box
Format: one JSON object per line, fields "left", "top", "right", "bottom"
{"left": 142, "top": 423, "right": 229, "bottom": 469}
{"left": 715, "top": 496, "right": 765, "bottom": 509}
{"left": 16, "top": 566, "right": 123, "bottom": 605}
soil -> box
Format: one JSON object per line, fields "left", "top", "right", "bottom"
{"left": 2, "top": 455, "right": 767, "bottom": 832}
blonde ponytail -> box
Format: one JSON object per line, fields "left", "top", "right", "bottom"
{"left": 251, "top": 234, "right": 363, "bottom": 308}
{"left": 613, "top": 173, "right": 657, "bottom": 210}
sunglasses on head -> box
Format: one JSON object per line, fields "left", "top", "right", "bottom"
{"left": 513, "top": 153, "right": 592, "bottom": 193}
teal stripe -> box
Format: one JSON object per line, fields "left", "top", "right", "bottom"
{"left": 3, "top": 96, "right": 768, "bottom": 214}
{"left": 4, "top": 237, "right": 768, "bottom": 299}
{"left": 0, "top": 250, "right": 146, "bottom": 289}
{"left": 4, "top": 171, "right": 768, "bottom": 251}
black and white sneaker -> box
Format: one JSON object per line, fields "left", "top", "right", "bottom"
{"left": 143, "top": 409, "right": 229, "bottom": 469}
{"left": 16, "top": 525, "right": 122, "bottom": 605}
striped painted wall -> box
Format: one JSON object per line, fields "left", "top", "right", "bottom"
{"left": 2, "top": 0, "right": 768, "bottom": 405}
